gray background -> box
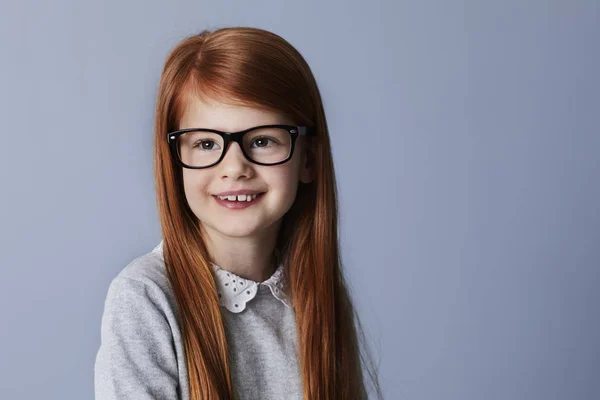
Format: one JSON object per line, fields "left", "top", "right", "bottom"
{"left": 1, "top": 0, "right": 598, "bottom": 399}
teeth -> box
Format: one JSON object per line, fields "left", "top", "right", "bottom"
{"left": 218, "top": 193, "right": 260, "bottom": 201}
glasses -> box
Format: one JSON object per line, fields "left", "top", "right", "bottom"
{"left": 167, "top": 124, "right": 316, "bottom": 169}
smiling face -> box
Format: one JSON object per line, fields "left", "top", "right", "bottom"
{"left": 177, "top": 94, "right": 313, "bottom": 240}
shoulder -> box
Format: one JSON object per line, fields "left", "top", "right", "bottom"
{"left": 101, "top": 240, "right": 179, "bottom": 326}
{"left": 95, "top": 241, "right": 187, "bottom": 399}
{"left": 115, "top": 240, "right": 169, "bottom": 292}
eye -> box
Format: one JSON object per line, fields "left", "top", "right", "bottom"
{"left": 250, "top": 137, "right": 275, "bottom": 148}
{"left": 194, "top": 140, "right": 221, "bottom": 150}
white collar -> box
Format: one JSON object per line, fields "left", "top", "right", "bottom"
{"left": 211, "top": 261, "right": 292, "bottom": 313}
{"left": 152, "top": 240, "right": 292, "bottom": 313}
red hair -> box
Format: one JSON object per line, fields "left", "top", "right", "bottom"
{"left": 153, "top": 26, "right": 382, "bottom": 399}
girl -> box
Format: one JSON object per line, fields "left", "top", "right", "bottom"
{"left": 94, "top": 26, "right": 382, "bottom": 400}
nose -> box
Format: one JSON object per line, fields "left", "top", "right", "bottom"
{"left": 218, "top": 142, "right": 254, "bottom": 180}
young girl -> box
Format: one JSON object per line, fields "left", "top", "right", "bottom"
{"left": 94, "top": 26, "right": 382, "bottom": 400}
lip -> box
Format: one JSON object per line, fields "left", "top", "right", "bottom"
{"left": 213, "top": 192, "right": 265, "bottom": 210}
{"left": 214, "top": 189, "right": 265, "bottom": 196}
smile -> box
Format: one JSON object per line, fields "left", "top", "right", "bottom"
{"left": 217, "top": 193, "right": 259, "bottom": 202}
{"left": 212, "top": 192, "right": 266, "bottom": 209}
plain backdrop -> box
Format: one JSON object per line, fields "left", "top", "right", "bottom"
{"left": 1, "top": 0, "right": 599, "bottom": 399}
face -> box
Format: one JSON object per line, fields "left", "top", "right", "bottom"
{"left": 178, "top": 94, "right": 313, "bottom": 240}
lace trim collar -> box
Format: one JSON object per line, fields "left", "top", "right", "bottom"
{"left": 211, "top": 262, "right": 292, "bottom": 313}
{"left": 152, "top": 240, "right": 292, "bottom": 313}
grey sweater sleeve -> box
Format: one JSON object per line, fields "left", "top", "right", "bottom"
{"left": 94, "top": 276, "right": 181, "bottom": 399}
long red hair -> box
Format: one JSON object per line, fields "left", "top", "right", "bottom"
{"left": 153, "top": 26, "right": 382, "bottom": 399}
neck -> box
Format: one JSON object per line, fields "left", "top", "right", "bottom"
{"left": 200, "top": 223, "right": 280, "bottom": 282}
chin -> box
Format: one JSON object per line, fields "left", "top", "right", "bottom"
{"left": 201, "top": 217, "right": 268, "bottom": 238}
{"left": 214, "top": 225, "right": 263, "bottom": 238}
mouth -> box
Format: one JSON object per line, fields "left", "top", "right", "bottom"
{"left": 212, "top": 192, "right": 266, "bottom": 209}
{"left": 214, "top": 193, "right": 264, "bottom": 202}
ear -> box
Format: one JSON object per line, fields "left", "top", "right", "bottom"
{"left": 299, "top": 145, "right": 315, "bottom": 184}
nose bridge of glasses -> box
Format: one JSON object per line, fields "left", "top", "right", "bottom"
{"left": 229, "top": 130, "right": 247, "bottom": 146}
{"left": 221, "top": 133, "right": 248, "bottom": 161}
{"left": 222, "top": 130, "right": 252, "bottom": 153}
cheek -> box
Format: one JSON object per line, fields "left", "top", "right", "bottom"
{"left": 263, "top": 165, "right": 300, "bottom": 203}
{"left": 268, "top": 148, "right": 303, "bottom": 183}
{"left": 182, "top": 170, "right": 211, "bottom": 203}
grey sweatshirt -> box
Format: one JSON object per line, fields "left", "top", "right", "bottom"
{"left": 94, "top": 240, "right": 303, "bottom": 399}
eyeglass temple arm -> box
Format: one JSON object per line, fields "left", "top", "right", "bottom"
{"left": 298, "top": 126, "right": 316, "bottom": 136}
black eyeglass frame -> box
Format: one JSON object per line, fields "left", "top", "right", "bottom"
{"left": 167, "top": 124, "right": 316, "bottom": 169}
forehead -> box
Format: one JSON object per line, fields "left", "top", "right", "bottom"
{"left": 178, "top": 94, "right": 291, "bottom": 132}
